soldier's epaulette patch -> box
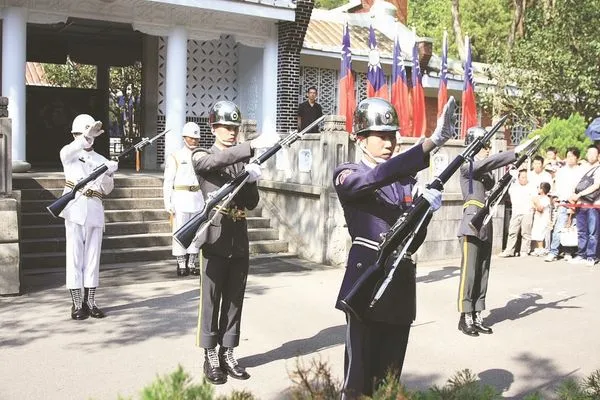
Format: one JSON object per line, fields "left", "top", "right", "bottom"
{"left": 191, "top": 147, "right": 211, "bottom": 160}
{"left": 335, "top": 169, "right": 353, "bottom": 186}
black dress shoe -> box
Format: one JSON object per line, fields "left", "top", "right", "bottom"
{"left": 71, "top": 305, "right": 89, "bottom": 320}
{"left": 190, "top": 267, "right": 201, "bottom": 276}
{"left": 83, "top": 303, "right": 106, "bottom": 319}
{"left": 177, "top": 267, "right": 190, "bottom": 277}
{"left": 458, "top": 314, "right": 479, "bottom": 337}
{"left": 203, "top": 359, "right": 227, "bottom": 385}
{"left": 472, "top": 312, "right": 493, "bottom": 334}
{"left": 220, "top": 358, "right": 250, "bottom": 380}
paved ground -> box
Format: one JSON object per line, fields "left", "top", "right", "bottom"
{"left": 1, "top": 253, "right": 599, "bottom": 400}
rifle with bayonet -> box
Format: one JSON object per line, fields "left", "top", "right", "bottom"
{"left": 46, "top": 129, "right": 170, "bottom": 218}
{"left": 173, "top": 115, "right": 326, "bottom": 249}
{"left": 468, "top": 135, "right": 546, "bottom": 233}
{"left": 339, "top": 116, "right": 509, "bottom": 321}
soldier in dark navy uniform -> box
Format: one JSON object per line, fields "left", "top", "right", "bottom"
{"left": 191, "top": 100, "right": 277, "bottom": 384}
{"left": 333, "top": 97, "right": 456, "bottom": 398}
{"left": 456, "top": 127, "right": 536, "bottom": 336}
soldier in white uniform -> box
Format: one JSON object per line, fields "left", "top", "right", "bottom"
{"left": 60, "top": 114, "right": 118, "bottom": 320}
{"left": 163, "top": 122, "right": 205, "bottom": 276}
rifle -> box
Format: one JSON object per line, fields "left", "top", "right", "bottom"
{"left": 173, "top": 115, "right": 326, "bottom": 249}
{"left": 339, "top": 116, "right": 508, "bottom": 321}
{"left": 469, "top": 135, "right": 546, "bottom": 232}
{"left": 46, "top": 129, "right": 170, "bottom": 218}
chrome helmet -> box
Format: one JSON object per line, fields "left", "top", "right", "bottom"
{"left": 464, "top": 126, "right": 490, "bottom": 147}
{"left": 209, "top": 101, "right": 242, "bottom": 127}
{"left": 71, "top": 114, "right": 95, "bottom": 134}
{"left": 353, "top": 98, "right": 399, "bottom": 136}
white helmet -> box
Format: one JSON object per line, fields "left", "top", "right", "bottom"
{"left": 71, "top": 114, "right": 95, "bottom": 134}
{"left": 182, "top": 122, "right": 201, "bottom": 139}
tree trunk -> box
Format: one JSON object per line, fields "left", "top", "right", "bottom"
{"left": 508, "top": 0, "right": 524, "bottom": 48}
{"left": 450, "top": 0, "right": 465, "bottom": 60}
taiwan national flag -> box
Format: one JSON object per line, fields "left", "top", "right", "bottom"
{"left": 411, "top": 40, "right": 426, "bottom": 137}
{"left": 367, "top": 25, "right": 388, "bottom": 99}
{"left": 339, "top": 22, "right": 356, "bottom": 134}
{"left": 391, "top": 32, "right": 411, "bottom": 137}
{"left": 461, "top": 35, "right": 477, "bottom": 139}
{"left": 437, "top": 30, "right": 449, "bottom": 118}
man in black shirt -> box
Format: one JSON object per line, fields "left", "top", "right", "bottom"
{"left": 297, "top": 86, "right": 323, "bottom": 133}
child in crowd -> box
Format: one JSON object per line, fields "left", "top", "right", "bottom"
{"left": 531, "top": 182, "right": 552, "bottom": 256}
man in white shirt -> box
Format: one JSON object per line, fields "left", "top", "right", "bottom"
{"left": 528, "top": 155, "right": 553, "bottom": 191}
{"left": 501, "top": 169, "right": 536, "bottom": 257}
{"left": 545, "top": 147, "right": 584, "bottom": 262}
{"left": 163, "top": 122, "right": 205, "bottom": 276}
{"left": 60, "top": 114, "right": 118, "bottom": 320}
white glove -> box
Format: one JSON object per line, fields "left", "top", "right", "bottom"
{"left": 84, "top": 121, "right": 104, "bottom": 139}
{"left": 430, "top": 96, "right": 457, "bottom": 147}
{"left": 514, "top": 135, "right": 540, "bottom": 157}
{"left": 422, "top": 187, "right": 443, "bottom": 211}
{"left": 508, "top": 169, "right": 518, "bottom": 179}
{"left": 244, "top": 163, "right": 262, "bottom": 183}
{"left": 105, "top": 160, "right": 118, "bottom": 174}
{"left": 250, "top": 133, "right": 279, "bottom": 149}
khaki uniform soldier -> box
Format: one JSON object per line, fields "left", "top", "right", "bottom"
{"left": 163, "top": 122, "right": 205, "bottom": 276}
{"left": 191, "top": 100, "right": 277, "bottom": 385}
{"left": 457, "top": 127, "right": 534, "bottom": 336}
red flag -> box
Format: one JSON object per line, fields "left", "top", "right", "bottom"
{"left": 437, "top": 30, "right": 449, "bottom": 118}
{"left": 411, "top": 40, "right": 426, "bottom": 137}
{"left": 461, "top": 36, "right": 477, "bottom": 139}
{"left": 339, "top": 22, "right": 356, "bottom": 133}
{"left": 367, "top": 25, "right": 388, "bottom": 99}
{"left": 391, "top": 33, "right": 410, "bottom": 137}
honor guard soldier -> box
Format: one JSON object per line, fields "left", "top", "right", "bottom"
{"left": 191, "top": 100, "right": 277, "bottom": 385}
{"left": 163, "top": 122, "right": 205, "bottom": 276}
{"left": 333, "top": 97, "right": 456, "bottom": 398}
{"left": 457, "top": 127, "right": 535, "bottom": 336}
{"left": 60, "top": 114, "right": 118, "bottom": 320}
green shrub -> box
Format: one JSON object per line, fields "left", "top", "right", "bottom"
{"left": 527, "top": 113, "right": 592, "bottom": 158}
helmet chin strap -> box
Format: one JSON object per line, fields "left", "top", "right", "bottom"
{"left": 358, "top": 140, "right": 386, "bottom": 164}
{"left": 184, "top": 142, "right": 198, "bottom": 150}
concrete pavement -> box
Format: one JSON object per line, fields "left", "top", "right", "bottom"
{"left": 1, "top": 254, "right": 599, "bottom": 399}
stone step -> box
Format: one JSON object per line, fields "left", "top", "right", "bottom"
{"left": 22, "top": 198, "right": 165, "bottom": 213}
{"left": 22, "top": 209, "right": 170, "bottom": 225}
{"left": 19, "top": 187, "right": 164, "bottom": 201}
{"left": 21, "top": 221, "right": 171, "bottom": 239}
{"left": 21, "top": 228, "right": 280, "bottom": 253}
{"left": 12, "top": 175, "right": 164, "bottom": 189}
{"left": 22, "top": 240, "right": 290, "bottom": 269}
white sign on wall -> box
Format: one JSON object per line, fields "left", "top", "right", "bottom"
{"left": 298, "top": 149, "right": 312, "bottom": 172}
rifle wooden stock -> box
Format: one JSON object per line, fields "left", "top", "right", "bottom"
{"left": 339, "top": 116, "right": 508, "bottom": 321}
{"left": 468, "top": 136, "right": 546, "bottom": 233}
{"left": 46, "top": 164, "right": 108, "bottom": 218}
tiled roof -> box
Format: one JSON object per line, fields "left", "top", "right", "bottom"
{"left": 26, "top": 62, "right": 51, "bottom": 86}
{"left": 304, "top": 19, "right": 394, "bottom": 59}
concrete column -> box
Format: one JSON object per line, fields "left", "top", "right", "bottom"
{"left": 261, "top": 25, "right": 278, "bottom": 137}
{"left": 142, "top": 35, "right": 159, "bottom": 170}
{"left": 164, "top": 26, "right": 187, "bottom": 159}
{"left": 2, "top": 7, "right": 30, "bottom": 172}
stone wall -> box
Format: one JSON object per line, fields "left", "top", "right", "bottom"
{"left": 0, "top": 110, "right": 21, "bottom": 296}
{"left": 258, "top": 115, "right": 506, "bottom": 266}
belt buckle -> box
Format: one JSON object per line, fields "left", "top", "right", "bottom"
{"left": 190, "top": 185, "right": 199, "bottom": 192}
{"left": 84, "top": 189, "right": 93, "bottom": 197}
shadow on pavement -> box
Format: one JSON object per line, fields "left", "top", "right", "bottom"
{"left": 239, "top": 324, "right": 345, "bottom": 368}
{"left": 417, "top": 266, "right": 460, "bottom": 284}
{"left": 485, "top": 292, "right": 582, "bottom": 326}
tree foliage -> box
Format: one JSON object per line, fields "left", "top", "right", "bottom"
{"left": 314, "top": 0, "right": 346, "bottom": 10}
{"left": 528, "top": 114, "right": 592, "bottom": 158}
{"left": 409, "top": 0, "right": 512, "bottom": 63}
{"left": 484, "top": 0, "right": 600, "bottom": 126}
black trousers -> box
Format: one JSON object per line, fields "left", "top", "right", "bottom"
{"left": 342, "top": 313, "right": 411, "bottom": 399}
{"left": 196, "top": 255, "right": 249, "bottom": 349}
